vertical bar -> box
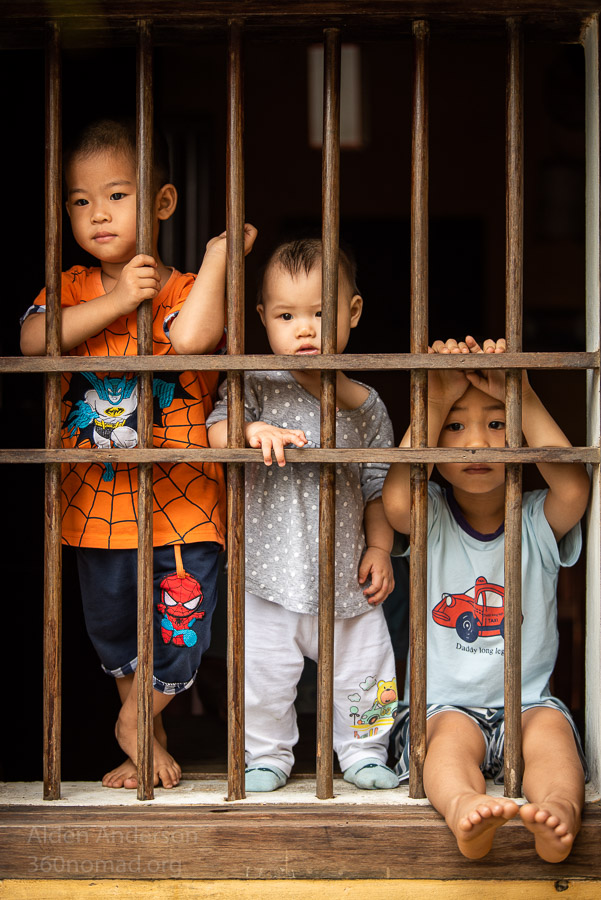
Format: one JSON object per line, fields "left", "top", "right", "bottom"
{"left": 226, "top": 19, "right": 246, "bottom": 802}
{"left": 136, "top": 18, "right": 155, "bottom": 801}
{"left": 583, "top": 14, "right": 601, "bottom": 791}
{"left": 316, "top": 27, "right": 341, "bottom": 802}
{"left": 408, "top": 19, "right": 429, "bottom": 800}
{"left": 43, "top": 20, "right": 62, "bottom": 801}
{"left": 504, "top": 17, "right": 524, "bottom": 798}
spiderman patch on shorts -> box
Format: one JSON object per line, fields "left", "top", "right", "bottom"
{"left": 157, "top": 546, "right": 205, "bottom": 647}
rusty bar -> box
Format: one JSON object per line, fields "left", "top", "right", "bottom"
{"left": 408, "top": 18, "right": 429, "bottom": 800}
{"left": 1, "top": 349, "right": 596, "bottom": 376}
{"left": 1, "top": 445, "right": 597, "bottom": 467}
{"left": 43, "top": 19, "right": 62, "bottom": 801}
{"left": 316, "top": 26, "right": 341, "bottom": 801}
{"left": 226, "top": 18, "right": 246, "bottom": 802}
{"left": 504, "top": 16, "right": 524, "bottom": 798}
{"left": 135, "top": 17, "right": 155, "bottom": 802}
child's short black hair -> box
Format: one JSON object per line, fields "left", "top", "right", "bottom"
{"left": 257, "top": 238, "right": 360, "bottom": 306}
{"left": 64, "top": 118, "right": 171, "bottom": 192}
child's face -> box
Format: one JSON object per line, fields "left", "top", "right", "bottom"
{"left": 436, "top": 385, "right": 506, "bottom": 495}
{"left": 257, "top": 264, "right": 362, "bottom": 357}
{"left": 65, "top": 149, "right": 139, "bottom": 264}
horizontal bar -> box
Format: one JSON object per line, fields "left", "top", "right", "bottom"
{"left": 0, "top": 5, "right": 594, "bottom": 50}
{"left": 3, "top": 2, "right": 600, "bottom": 22}
{"left": 2, "top": 447, "right": 597, "bottom": 464}
{"left": 1, "top": 351, "right": 597, "bottom": 374}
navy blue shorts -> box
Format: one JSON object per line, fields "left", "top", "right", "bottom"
{"left": 76, "top": 542, "right": 221, "bottom": 694}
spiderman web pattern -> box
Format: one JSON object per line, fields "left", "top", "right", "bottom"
{"left": 37, "top": 267, "right": 226, "bottom": 549}
{"left": 61, "top": 368, "right": 225, "bottom": 549}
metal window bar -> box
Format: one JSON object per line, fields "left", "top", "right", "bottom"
{"left": 43, "top": 20, "right": 63, "bottom": 802}
{"left": 226, "top": 18, "right": 246, "bottom": 802}
{"left": 408, "top": 18, "right": 429, "bottom": 800}
{"left": 504, "top": 16, "right": 524, "bottom": 798}
{"left": 316, "top": 26, "right": 341, "bottom": 801}
{"left": 3, "top": 352, "right": 595, "bottom": 379}
{"left": 135, "top": 17, "right": 156, "bottom": 802}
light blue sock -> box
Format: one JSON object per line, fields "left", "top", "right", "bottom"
{"left": 343, "top": 757, "right": 399, "bottom": 790}
{"left": 245, "top": 765, "right": 288, "bottom": 792}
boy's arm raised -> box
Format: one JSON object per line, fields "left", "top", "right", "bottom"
{"left": 465, "top": 336, "right": 590, "bottom": 542}
{"left": 382, "top": 342, "right": 471, "bottom": 535}
{"left": 169, "top": 224, "right": 257, "bottom": 356}
{"left": 520, "top": 386, "right": 590, "bottom": 541}
{"left": 20, "top": 255, "right": 161, "bottom": 355}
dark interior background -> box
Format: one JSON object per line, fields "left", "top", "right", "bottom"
{"left": 0, "top": 30, "right": 587, "bottom": 781}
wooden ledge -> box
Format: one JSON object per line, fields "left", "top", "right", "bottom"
{"left": 1, "top": 790, "right": 600, "bottom": 881}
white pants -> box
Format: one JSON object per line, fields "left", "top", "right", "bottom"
{"left": 245, "top": 592, "right": 398, "bottom": 775}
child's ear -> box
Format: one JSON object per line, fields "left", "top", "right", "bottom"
{"left": 257, "top": 304, "right": 266, "bottom": 327}
{"left": 156, "top": 184, "right": 177, "bottom": 221}
{"left": 349, "top": 293, "right": 363, "bottom": 328}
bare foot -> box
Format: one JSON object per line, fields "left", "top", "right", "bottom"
{"left": 102, "top": 713, "right": 171, "bottom": 789}
{"left": 520, "top": 801, "right": 580, "bottom": 863}
{"left": 448, "top": 793, "right": 520, "bottom": 859}
{"left": 112, "top": 713, "right": 182, "bottom": 790}
{"left": 103, "top": 757, "right": 138, "bottom": 789}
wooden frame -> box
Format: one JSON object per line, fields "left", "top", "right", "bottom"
{"left": 0, "top": 0, "right": 600, "bottom": 882}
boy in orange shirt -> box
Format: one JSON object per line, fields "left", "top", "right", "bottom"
{"left": 21, "top": 119, "right": 256, "bottom": 789}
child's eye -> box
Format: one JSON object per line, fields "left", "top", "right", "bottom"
{"left": 73, "top": 198, "right": 88, "bottom": 207}
{"left": 489, "top": 420, "right": 505, "bottom": 430}
{"left": 110, "top": 192, "right": 126, "bottom": 201}
{"left": 445, "top": 422, "right": 463, "bottom": 432}
{"left": 280, "top": 313, "right": 293, "bottom": 321}
{"left": 315, "top": 311, "right": 322, "bottom": 318}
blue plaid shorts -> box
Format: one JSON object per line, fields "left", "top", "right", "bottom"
{"left": 391, "top": 697, "right": 588, "bottom": 785}
{"left": 76, "top": 542, "right": 221, "bottom": 694}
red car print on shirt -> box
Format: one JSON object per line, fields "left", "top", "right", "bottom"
{"left": 432, "top": 576, "right": 507, "bottom": 644}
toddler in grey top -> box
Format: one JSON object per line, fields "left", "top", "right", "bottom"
{"left": 209, "top": 369, "right": 393, "bottom": 616}
{"left": 208, "top": 238, "right": 399, "bottom": 793}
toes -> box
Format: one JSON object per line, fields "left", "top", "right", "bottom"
{"left": 519, "top": 803, "right": 539, "bottom": 824}
{"left": 102, "top": 770, "right": 129, "bottom": 788}
{"left": 469, "top": 806, "right": 491, "bottom": 823}
{"left": 158, "top": 771, "right": 174, "bottom": 789}
{"left": 157, "top": 764, "right": 181, "bottom": 789}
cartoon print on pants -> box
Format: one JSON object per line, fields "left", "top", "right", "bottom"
{"left": 348, "top": 676, "right": 398, "bottom": 735}
{"left": 158, "top": 566, "right": 205, "bottom": 647}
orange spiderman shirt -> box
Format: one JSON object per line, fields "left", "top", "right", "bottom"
{"left": 29, "top": 265, "right": 226, "bottom": 549}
